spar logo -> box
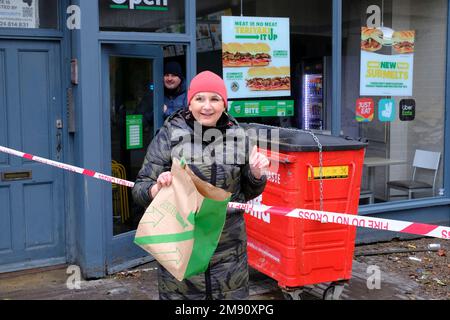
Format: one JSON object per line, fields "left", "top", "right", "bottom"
{"left": 110, "top": 0, "right": 168, "bottom": 11}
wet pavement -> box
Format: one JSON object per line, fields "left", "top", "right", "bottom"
{"left": 0, "top": 257, "right": 428, "bottom": 300}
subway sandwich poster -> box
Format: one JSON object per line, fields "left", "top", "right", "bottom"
{"left": 360, "top": 27, "right": 415, "bottom": 96}
{"left": 221, "top": 16, "right": 290, "bottom": 99}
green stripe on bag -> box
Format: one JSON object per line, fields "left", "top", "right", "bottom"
{"left": 134, "top": 231, "right": 194, "bottom": 245}
{"left": 184, "top": 197, "right": 230, "bottom": 279}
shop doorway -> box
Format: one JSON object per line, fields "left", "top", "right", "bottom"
{"left": 101, "top": 44, "right": 164, "bottom": 273}
{"left": 0, "top": 40, "right": 66, "bottom": 272}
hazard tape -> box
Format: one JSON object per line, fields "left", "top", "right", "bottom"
{"left": 228, "top": 203, "right": 450, "bottom": 240}
{"left": 1, "top": 145, "right": 449, "bottom": 240}
{"left": 0, "top": 146, "right": 134, "bottom": 188}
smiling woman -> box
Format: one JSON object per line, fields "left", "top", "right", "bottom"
{"left": 189, "top": 93, "right": 225, "bottom": 127}
{"left": 186, "top": 71, "right": 229, "bottom": 127}
{"left": 132, "top": 70, "right": 270, "bottom": 300}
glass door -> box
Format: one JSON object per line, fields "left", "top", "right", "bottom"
{"left": 101, "top": 44, "right": 163, "bottom": 273}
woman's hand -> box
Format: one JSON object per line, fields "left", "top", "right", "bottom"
{"left": 149, "top": 171, "right": 173, "bottom": 198}
{"left": 249, "top": 145, "right": 270, "bottom": 180}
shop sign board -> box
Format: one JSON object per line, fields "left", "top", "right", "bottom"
{"left": 228, "top": 100, "right": 294, "bottom": 118}
{"left": 109, "top": 0, "right": 168, "bottom": 11}
{"left": 0, "top": 0, "right": 38, "bottom": 29}
{"left": 360, "top": 27, "right": 415, "bottom": 96}
{"left": 221, "top": 16, "right": 290, "bottom": 99}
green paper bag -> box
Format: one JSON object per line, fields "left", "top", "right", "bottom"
{"left": 134, "top": 158, "right": 231, "bottom": 281}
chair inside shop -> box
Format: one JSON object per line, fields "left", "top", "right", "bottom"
{"left": 387, "top": 149, "right": 441, "bottom": 200}
{"left": 359, "top": 189, "right": 374, "bottom": 204}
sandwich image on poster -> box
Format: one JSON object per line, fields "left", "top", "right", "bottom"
{"left": 360, "top": 27, "right": 383, "bottom": 52}
{"left": 222, "top": 42, "right": 272, "bottom": 67}
{"left": 360, "top": 26, "right": 415, "bottom": 96}
{"left": 392, "top": 30, "right": 415, "bottom": 54}
{"left": 246, "top": 66, "right": 291, "bottom": 91}
{"left": 221, "top": 16, "right": 290, "bottom": 98}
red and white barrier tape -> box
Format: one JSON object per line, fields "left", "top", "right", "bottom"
{"left": 1, "top": 145, "right": 449, "bottom": 239}
{"left": 228, "top": 202, "right": 450, "bottom": 240}
{"left": 0, "top": 146, "right": 134, "bottom": 188}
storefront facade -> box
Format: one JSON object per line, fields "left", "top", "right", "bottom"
{"left": 0, "top": 0, "right": 449, "bottom": 278}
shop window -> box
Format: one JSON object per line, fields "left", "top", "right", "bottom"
{"left": 99, "top": 0, "right": 185, "bottom": 33}
{"left": 341, "top": 0, "right": 447, "bottom": 204}
{"left": 0, "top": 0, "right": 58, "bottom": 29}
{"left": 196, "top": 0, "right": 332, "bottom": 129}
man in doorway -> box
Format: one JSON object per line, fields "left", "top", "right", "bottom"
{"left": 163, "top": 61, "right": 187, "bottom": 119}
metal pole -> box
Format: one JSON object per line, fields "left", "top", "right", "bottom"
{"left": 332, "top": 0, "right": 342, "bottom": 136}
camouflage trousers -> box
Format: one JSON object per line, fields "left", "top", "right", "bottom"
{"left": 158, "top": 245, "right": 249, "bottom": 300}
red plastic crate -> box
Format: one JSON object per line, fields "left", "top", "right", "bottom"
{"left": 245, "top": 148, "right": 365, "bottom": 289}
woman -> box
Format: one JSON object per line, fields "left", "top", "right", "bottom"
{"left": 132, "top": 71, "right": 269, "bottom": 300}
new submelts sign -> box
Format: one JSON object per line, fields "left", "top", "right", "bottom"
{"left": 221, "top": 16, "right": 290, "bottom": 99}
{"left": 110, "top": 0, "right": 168, "bottom": 11}
{"left": 360, "top": 27, "right": 415, "bottom": 96}
{"left": 0, "top": 0, "right": 38, "bottom": 28}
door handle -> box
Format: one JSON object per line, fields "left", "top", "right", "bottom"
{"left": 56, "top": 131, "right": 62, "bottom": 160}
{"left": 56, "top": 119, "right": 63, "bottom": 160}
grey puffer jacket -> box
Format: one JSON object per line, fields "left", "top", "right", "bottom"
{"left": 132, "top": 109, "right": 267, "bottom": 300}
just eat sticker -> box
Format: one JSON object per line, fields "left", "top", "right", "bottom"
{"left": 399, "top": 99, "right": 415, "bottom": 121}
{"left": 378, "top": 99, "right": 396, "bottom": 122}
{"left": 356, "top": 98, "right": 374, "bottom": 122}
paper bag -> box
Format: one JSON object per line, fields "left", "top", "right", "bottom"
{"left": 134, "top": 158, "right": 231, "bottom": 281}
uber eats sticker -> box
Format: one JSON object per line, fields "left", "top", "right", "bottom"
{"left": 110, "top": 0, "right": 168, "bottom": 11}
{"left": 399, "top": 99, "right": 415, "bottom": 121}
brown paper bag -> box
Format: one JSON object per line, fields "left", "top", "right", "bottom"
{"left": 134, "top": 158, "right": 231, "bottom": 281}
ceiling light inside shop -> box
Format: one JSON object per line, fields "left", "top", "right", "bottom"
{"left": 377, "top": 26, "right": 394, "bottom": 40}
{"left": 376, "top": 0, "right": 394, "bottom": 40}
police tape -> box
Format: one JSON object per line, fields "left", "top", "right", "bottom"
{"left": 228, "top": 202, "right": 450, "bottom": 240}
{"left": 1, "top": 145, "right": 449, "bottom": 240}
{"left": 0, "top": 146, "right": 134, "bottom": 188}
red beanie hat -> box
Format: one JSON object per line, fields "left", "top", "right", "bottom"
{"left": 187, "top": 71, "right": 228, "bottom": 107}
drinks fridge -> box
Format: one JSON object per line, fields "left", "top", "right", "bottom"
{"left": 298, "top": 57, "right": 331, "bottom": 131}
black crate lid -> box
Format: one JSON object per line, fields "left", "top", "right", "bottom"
{"left": 241, "top": 123, "right": 367, "bottom": 152}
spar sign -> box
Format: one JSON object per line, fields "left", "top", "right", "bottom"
{"left": 110, "top": 0, "right": 168, "bottom": 11}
